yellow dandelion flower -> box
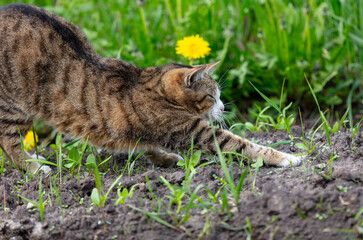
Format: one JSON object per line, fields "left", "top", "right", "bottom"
{"left": 23, "top": 130, "right": 38, "bottom": 151}
{"left": 176, "top": 35, "right": 211, "bottom": 60}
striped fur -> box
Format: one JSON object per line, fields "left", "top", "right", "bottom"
{"left": 0, "top": 4, "right": 301, "bottom": 170}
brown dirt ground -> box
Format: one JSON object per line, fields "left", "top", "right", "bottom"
{"left": 1, "top": 126, "right": 362, "bottom": 240}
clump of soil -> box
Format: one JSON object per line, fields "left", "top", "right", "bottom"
{"left": 1, "top": 127, "right": 362, "bottom": 240}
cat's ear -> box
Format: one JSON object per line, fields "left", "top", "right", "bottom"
{"left": 184, "top": 61, "right": 220, "bottom": 86}
{"left": 184, "top": 66, "right": 206, "bottom": 86}
{"left": 205, "top": 61, "right": 220, "bottom": 75}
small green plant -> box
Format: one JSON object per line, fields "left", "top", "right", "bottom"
{"left": 305, "top": 76, "right": 350, "bottom": 145}
{"left": 315, "top": 213, "right": 328, "bottom": 220}
{"left": 160, "top": 176, "right": 186, "bottom": 217}
{"left": 295, "top": 108, "right": 322, "bottom": 154}
{"left": 211, "top": 120, "right": 248, "bottom": 209}
{"left": 114, "top": 183, "right": 139, "bottom": 206}
{"left": 131, "top": 171, "right": 212, "bottom": 230}
{"left": 49, "top": 175, "right": 62, "bottom": 206}
{"left": 250, "top": 157, "right": 263, "bottom": 192}
{"left": 129, "top": 205, "right": 179, "bottom": 231}
{"left": 249, "top": 81, "right": 295, "bottom": 139}
{"left": 351, "top": 117, "right": 363, "bottom": 149}
{"left": 86, "top": 153, "right": 124, "bottom": 207}
{"left": 88, "top": 140, "right": 143, "bottom": 207}
{"left": 354, "top": 207, "right": 363, "bottom": 234}
{"left": 198, "top": 216, "right": 212, "bottom": 240}
{"left": 204, "top": 184, "right": 224, "bottom": 204}
{"left": 295, "top": 205, "right": 307, "bottom": 219}
{"left": 125, "top": 141, "right": 144, "bottom": 176}
{"left": 336, "top": 185, "right": 349, "bottom": 193}
{"left": 245, "top": 217, "right": 253, "bottom": 239}
{"left": 327, "top": 152, "right": 340, "bottom": 176}
{"left": 241, "top": 105, "right": 271, "bottom": 133}
{"left": 63, "top": 136, "right": 88, "bottom": 176}
{"left": 0, "top": 148, "right": 5, "bottom": 175}
{"left": 162, "top": 172, "right": 212, "bottom": 226}
{"left": 177, "top": 148, "right": 202, "bottom": 176}
{"left": 18, "top": 176, "right": 46, "bottom": 222}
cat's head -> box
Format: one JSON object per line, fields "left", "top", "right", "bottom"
{"left": 161, "top": 62, "right": 224, "bottom": 122}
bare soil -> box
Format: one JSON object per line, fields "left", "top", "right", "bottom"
{"left": 1, "top": 126, "right": 362, "bottom": 240}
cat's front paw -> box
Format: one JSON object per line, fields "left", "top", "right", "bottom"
{"left": 148, "top": 151, "right": 183, "bottom": 168}
{"left": 276, "top": 154, "right": 302, "bottom": 167}
{"left": 158, "top": 153, "right": 183, "bottom": 168}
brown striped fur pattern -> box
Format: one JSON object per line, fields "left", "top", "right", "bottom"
{"left": 0, "top": 4, "right": 301, "bottom": 171}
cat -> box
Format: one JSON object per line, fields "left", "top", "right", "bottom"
{"left": 0, "top": 4, "right": 301, "bottom": 173}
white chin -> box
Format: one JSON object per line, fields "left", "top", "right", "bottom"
{"left": 203, "top": 112, "right": 221, "bottom": 122}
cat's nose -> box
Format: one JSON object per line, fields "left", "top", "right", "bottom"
{"left": 220, "top": 106, "right": 224, "bottom": 112}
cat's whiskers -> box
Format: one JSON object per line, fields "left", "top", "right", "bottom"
{"left": 217, "top": 67, "right": 231, "bottom": 89}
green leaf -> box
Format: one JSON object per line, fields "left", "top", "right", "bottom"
{"left": 121, "top": 188, "right": 128, "bottom": 198}
{"left": 85, "top": 154, "right": 96, "bottom": 169}
{"left": 354, "top": 207, "right": 363, "bottom": 221}
{"left": 245, "top": 122, "right": 255, "bottom": 132}
{"left": 268, "top": 140, "right": 293, "bottom": 148}
{"left": 116, "top": 188, "right": 129, "bottom": 205}
{"left": 25, "top": 159, "right": 58, "bottom": 167}
{"left": 295, "top": 143, "right": 309, "bottom": 151}
{"left": 296, "top": 205, "right": 307, "bottom": 219}
{"left": 55, "top": 133, "right": 62, "bottom": 147}
{"left": 190, "top": 150, "right": 202, "bottom": 167}
{"left": 251, "top": 156, "right": 263, "bottom": 168}
{"left": 18, "top": 194, "right": 39, "bottom": 208}
{"left": 64, "top": 163, "right": 75, "bottom": 168}
{"left": 235, "top": 168, "right": 248, "bottom": 200}
{"left": 332, "top": 122, "right": 339, "bottom": 133}
{"left": 63, "top": 136, "right": 83, "bottom": 149}
{"left": 128, "top": 205, "right": 178, "bottom": 230}
{"left": 336, "top": 107, "right": 350, "bottom": 133}
{"left": 69, "top": 147, "right": 80, "bottom": 162}
{"left": 176, "top": 160, "right": 185, "bottom": 167}
{"left": 91, "top": 188, "right": 101, "bottom": 206}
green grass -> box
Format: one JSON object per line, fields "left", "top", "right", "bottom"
{"left": 1, "top": 0, "right": 362, "bottom": 118}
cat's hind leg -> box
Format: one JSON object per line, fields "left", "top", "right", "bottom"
{"left": 0, "top": 108, "right": 50, "bottom": 173}
{"left": 0, "top": 118, "right": 32, "bottom": 171}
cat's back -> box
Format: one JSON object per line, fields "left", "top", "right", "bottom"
{"left": 0, "top": 4, "right": 98, "bottom": 70}
{"left": 0, "top": 4, "right": 105, "bottom": 117}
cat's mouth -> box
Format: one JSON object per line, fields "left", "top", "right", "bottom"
{"left": 203, "top": 101, "right": 225, "bottom": 122}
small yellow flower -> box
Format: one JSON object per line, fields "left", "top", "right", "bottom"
{"left": 176, "top": 35, "right": 211, "bottom": 60}
{"left": 23, "top": 130, "right": 38, "bottom": 151}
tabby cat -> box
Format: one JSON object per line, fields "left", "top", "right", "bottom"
{"left": 0, "top": 4, "right": 301, "bottom": 172}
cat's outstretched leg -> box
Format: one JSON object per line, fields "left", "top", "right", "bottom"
{"left": 165, "top": 117, "right": 302, "bottom": 167}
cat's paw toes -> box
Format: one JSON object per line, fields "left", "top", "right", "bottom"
{"left": 277, "top": 155, "right": 302, "bottom": 167}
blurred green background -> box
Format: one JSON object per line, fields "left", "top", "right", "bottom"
{"left": 1, "top": 0, "right": 362, "bottom": 124}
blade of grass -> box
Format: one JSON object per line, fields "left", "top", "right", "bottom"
{"left": 249, "top": 81, "right": 281, "bottom": 114}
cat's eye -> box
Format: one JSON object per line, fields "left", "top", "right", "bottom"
{"left": 208, "top": 94, "right": 216, "bottom": 102}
